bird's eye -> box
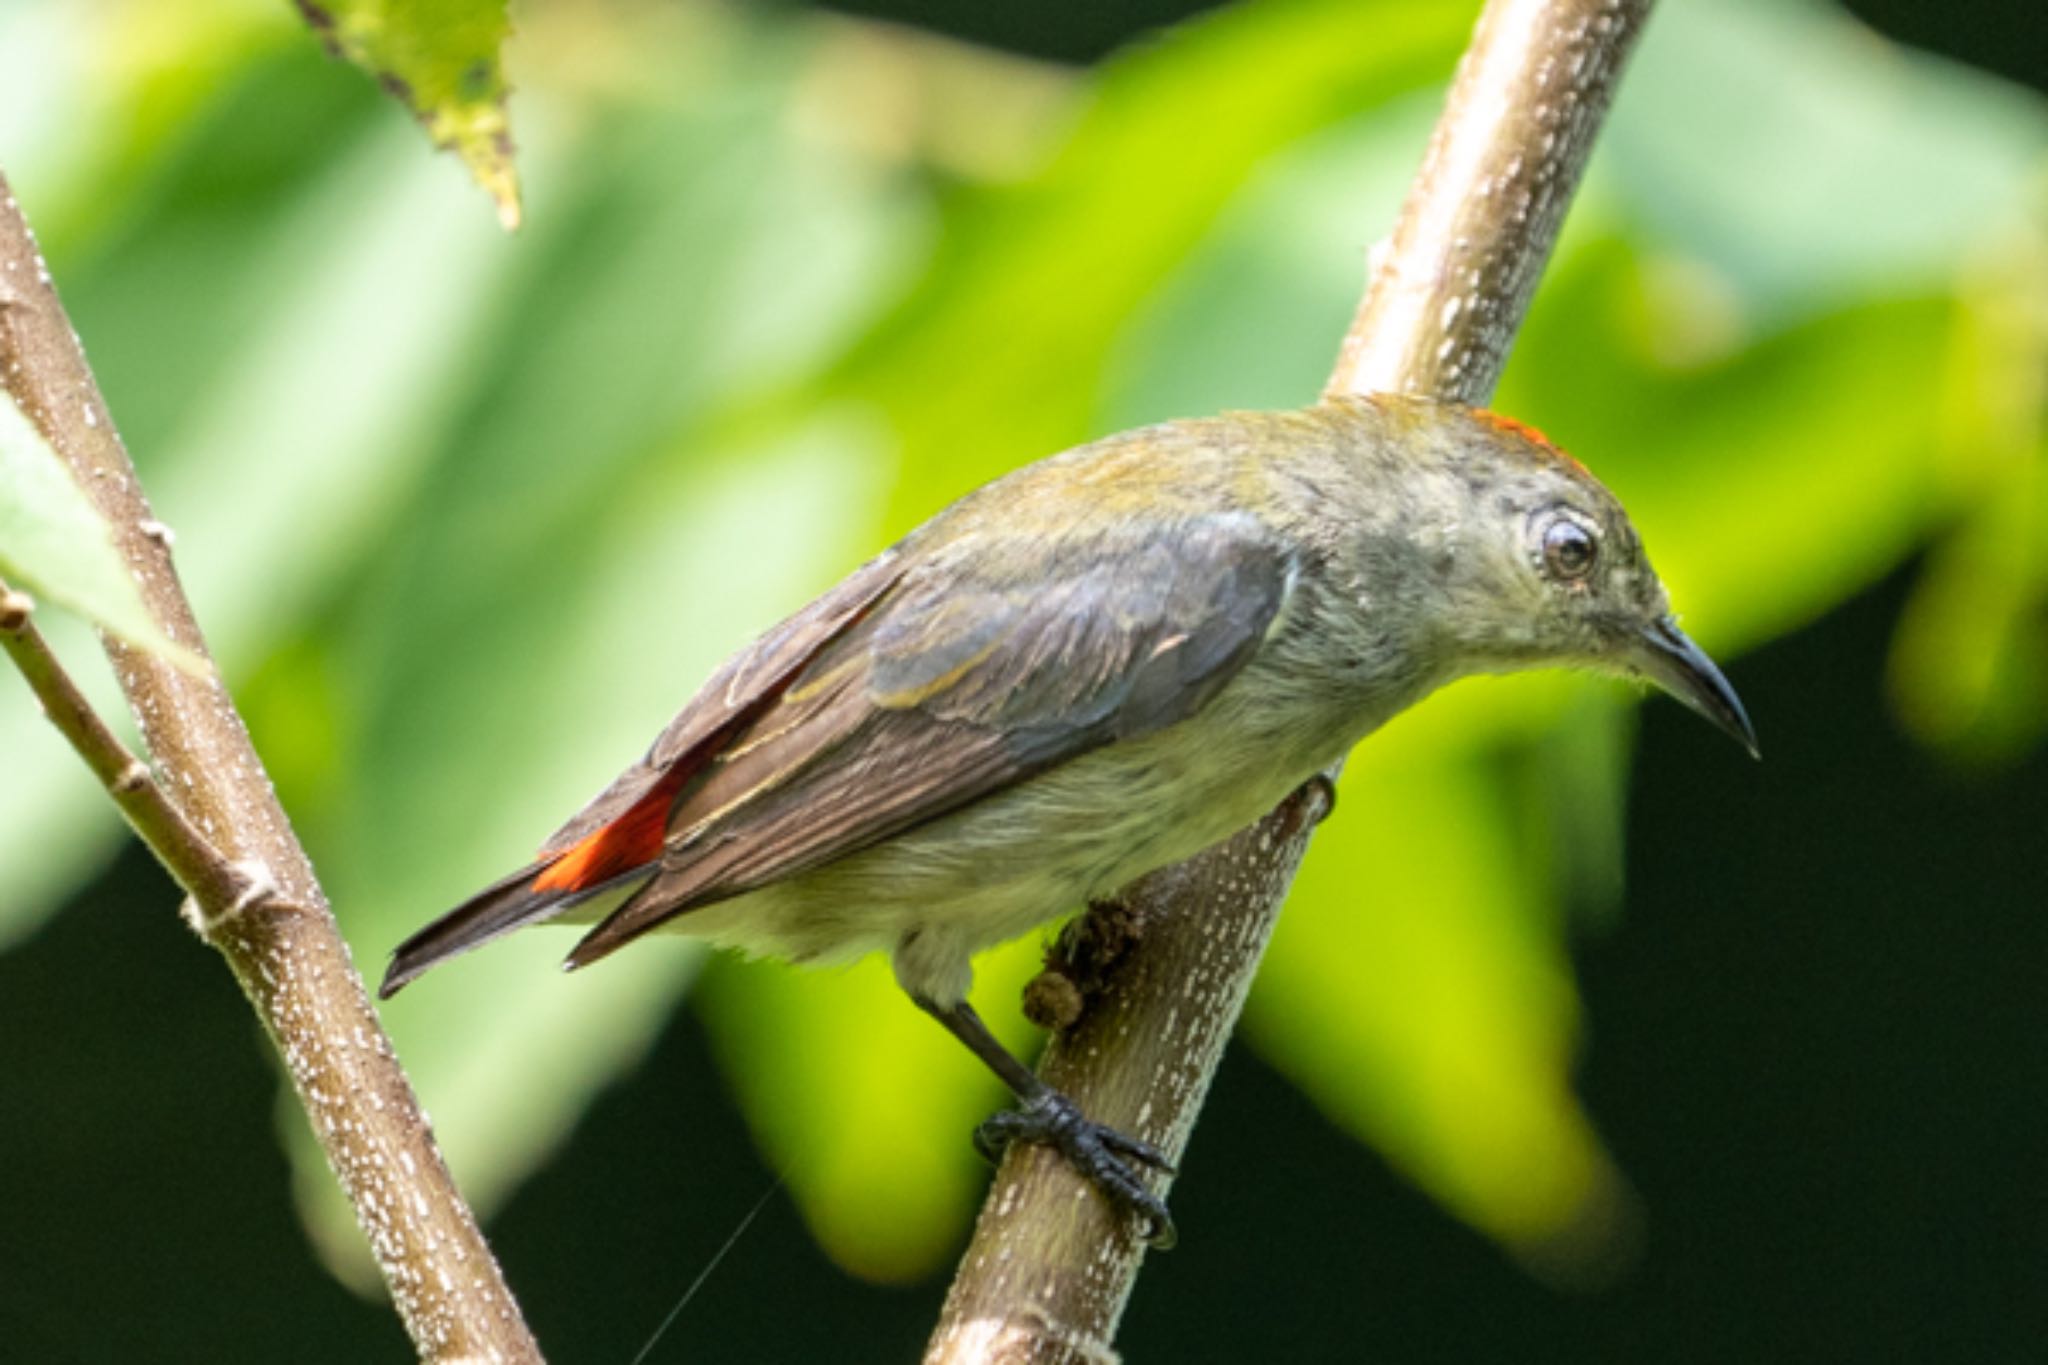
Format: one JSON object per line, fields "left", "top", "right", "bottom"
{"left": 1539, "top": 514, "right": 1599, "bottom": 581}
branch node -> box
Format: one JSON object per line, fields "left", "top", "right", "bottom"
{"left": 1282, "top": 771, "right": 1338, "bottom": 837}
{"left": 0, "top": 587, "right": 34, "bottom": 631}
{"left": 182, "top": 859, "right": 282, "bottom": 936}
{"left": 110, "top": 758, "right": 151, "bottom": 793}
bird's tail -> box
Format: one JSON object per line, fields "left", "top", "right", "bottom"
{"left": 380, "top": 762, "right": 689, "bottom": 998}
{"left": 379, "top": 863, "right": 583, "bottom": 998}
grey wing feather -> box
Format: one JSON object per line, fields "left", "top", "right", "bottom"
{"left": 565, "top": 512, "right": 1295, "bottom": 967}
{"left": 537, "top": 548, "right": 905, "bottom": 858}
{"left": 883, "top": 514, "right": 1289, "bottom": 741}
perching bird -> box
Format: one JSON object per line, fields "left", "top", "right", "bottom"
{"left": 380, "top": 395, "right": 1754, "bottom": 1245}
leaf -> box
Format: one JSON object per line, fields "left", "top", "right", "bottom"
{"left": 684, "top": 0, "right": 1472, "bottom": 1276}
{"left": 1886, "top": 239, "right": 2048, "bottom": 765}
{"left": 1888, "top": 431, "right": 2048, "bottom": 764}
{"left": 278, "top": 32, "right": 918, "bottom": 1274}
{"left": 304, "top": 419, "right": 892, "bottom": 1287}
{"left": 1601, "top": 0, "right": 2048, "bottom": 319}
{"left": 292, "top": 0, "right": 521, "bottom": 227}
{"left": 692, "top": 943, "right": 1043, "bottom": 1283}
{"left": 0, "top": 389, "right": 196, "bottom": 668}
{"left": 1077, "top": 0, "right": 2015, "bottom": 1268}
{"left": 1101, "top": 92, "right": 1446, "bottom": 430}
{"left": 0, "top": 66, "right": 506, "bottom": 948}
{"left": 832, "top": 0, "right": 1471, "bottom": 531}
{"left": 1248, "top": 744, "right": 1629, "bottom": 1269}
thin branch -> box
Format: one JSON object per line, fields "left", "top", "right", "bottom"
{"left": 1326, "top": 0, "right": 1649, "bottom": 403}
{"left": 925, "top": 1, "right": 1654, "bottom": 1360}
{"left": 0, "top": 581, "right": 246, "bottom": 911}
{"left": 0, "top": 174, "right": 543, "bottom": 1363}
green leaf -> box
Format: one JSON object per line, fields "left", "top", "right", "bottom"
{"left": 1248, "top": 744, "right": 1629, "bottom": 1267}
{"left": 1888, "top": 432, "right": 2048, "bottom": 764}
{"left": 693, "top": 941, "right": 1043, "bottom": 1283}
{"left": 1505, "top": 258, "right": 1967, "bottom": 654}
{"left": 0, "top": 389, "right": 195, "bottom": 667}
{"left": 277, "top": 32, "right": 918, "bottom": 1278}
{"left": 1081, "top": 0, "right": 2016, "bottom": 1267}
{"left": 1102, "top": 92, "right": 1446, "bottom": 429}
{"left": 681, "top": 0, "right": 1472, "bottom": 1277}
{"left": 0, "top": 66, "right": 506, "bottom": 949}
{"left": 292, "top": 0, "right": 521, "bottom": 226}
{"left": 1885, "top": 241, "right": 2048, "bottom": 765}
{"left": 1602, "top": 0, "right": 2047, "bottom": 318}
{"left": 832, "top": 0, "right": 1471, "bottom": 530}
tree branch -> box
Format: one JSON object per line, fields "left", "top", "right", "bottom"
{"left": 0, "top": 581, "right": 248, "bottom": 912}
{"left": 1326, "top": 0, "right": 1649, "bottom": 404}
{"left": 0, "top": 174, "right": 542, "bottom": 1363}
{"left": 925, "top": 2, "right": 1653, "bottom": 1360}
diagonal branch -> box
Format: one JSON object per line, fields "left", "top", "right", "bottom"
{"left": 0, "top": 174, "right": 542, "bottom": 1363}
{"left": 0, "top": 580, "right": 248, "bottom": 913}
{"left": 925, "top": 1, "right": 1654, "bottom": 1360}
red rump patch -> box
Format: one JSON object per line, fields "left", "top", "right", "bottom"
{"left": 532, "top": 765, "right": 687, "bottom": 894}
{"left": 1474, "top": 409, "right": 1588, "bottom": 476}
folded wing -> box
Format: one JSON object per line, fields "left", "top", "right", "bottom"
{"left": 566, "top": 510, "right": 1295, "bottom": 967}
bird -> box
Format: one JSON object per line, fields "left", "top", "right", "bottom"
{"left": 378, "top": 394, "right": 1755, "bottom": 1246}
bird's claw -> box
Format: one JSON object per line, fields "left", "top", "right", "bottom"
{"left": 974, "top": 1090, "right": 1178, "bottom": 1248}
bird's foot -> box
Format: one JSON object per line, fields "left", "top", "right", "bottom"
{"left": 974, "top": 1089, "right": 1178, "bottom": 1248}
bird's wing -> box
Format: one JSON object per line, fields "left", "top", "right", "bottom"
{"left": 536, "top": 547, "right": 909, "bottom": 859}
{"left": 375, "top": 552, "right": 910, "bottom": 998}
{"left": 565, "top": 510, "right": 1295, "bottom": 967}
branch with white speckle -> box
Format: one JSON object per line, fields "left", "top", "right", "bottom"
{"left": 0, "top": 172, "right": 543, "bottom": 1365}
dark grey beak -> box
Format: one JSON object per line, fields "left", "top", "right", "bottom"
{"left": 1632, "top": 616, "right": 1759, "bottom": 759}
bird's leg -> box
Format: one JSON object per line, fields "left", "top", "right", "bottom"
{"left": 914, "top": 995, "right": 1178, "bottom": 1248}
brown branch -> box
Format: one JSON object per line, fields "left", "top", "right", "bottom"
{"left": 0, "top": 174, "right": 542, "bottom": 1363}
{"left": 0, "top": 581, "right": 248, "bottom": 912}
{"left": 1326, "top": 0, "right": 1649, "bottom": 404}
{"left": 924, "top": 1, "right": 1654, "bottom": 1360}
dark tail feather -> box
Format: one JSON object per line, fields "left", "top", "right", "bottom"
{"left": 379, "top": 863, "right": 635, "bottom": 999}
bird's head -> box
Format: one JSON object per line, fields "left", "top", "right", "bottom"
{"left": 1385, "top": 402, "right": 1757, "bottom": 757}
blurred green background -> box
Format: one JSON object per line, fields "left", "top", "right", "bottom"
{"left": 1, "top": 0, "right": 2043, "bottom": 1358}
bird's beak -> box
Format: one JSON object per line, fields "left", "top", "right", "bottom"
{"left": 1630, "top": 616, "right": 1760, "bottom": 759}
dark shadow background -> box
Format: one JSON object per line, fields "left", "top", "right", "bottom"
{"left": 2, "top": 3, "right": 2042, "bottom": 1360}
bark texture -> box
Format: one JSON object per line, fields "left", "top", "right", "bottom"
{"left": 0, "top": 174, "right": 542, "bottom": 1364}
